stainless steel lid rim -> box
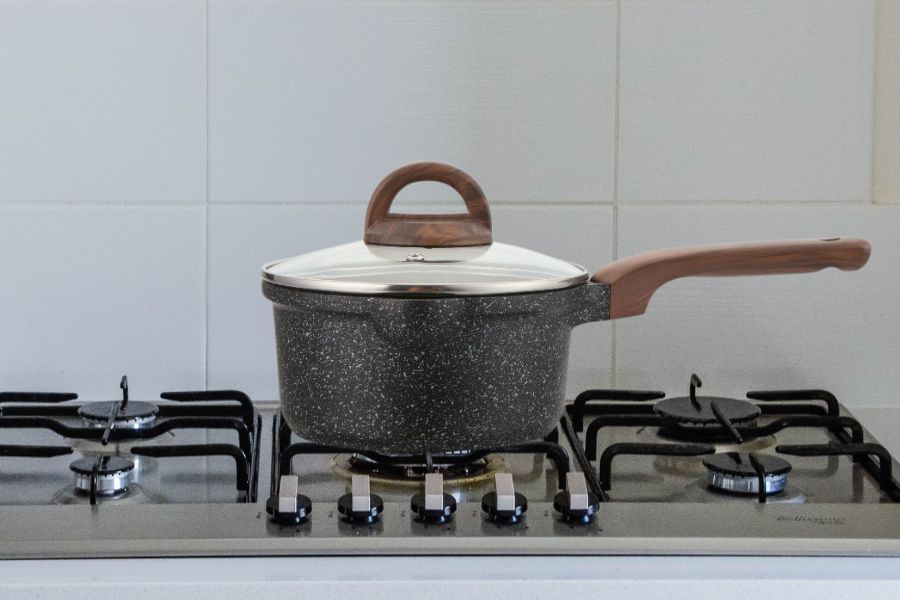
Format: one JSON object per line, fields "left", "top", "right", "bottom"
{"left": 261, "top": 241, "right": 590, "bottom": 297}
{"left": 261, "top": 274, "right": 589, "bottom": 297}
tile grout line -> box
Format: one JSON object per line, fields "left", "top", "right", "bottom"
{"left": 204, "top": 0, "right": 210, "bottom": 393}
{"left": 609, "top": 0, "right": 622, "bottom": 389}
{"left": 873, "top": 0, "right": 900, "bottom": 206}
{"left": 871, "top": 1, "right": 877, "bottom": 206}
{"left": 870, "top": 2, "right": 875, "bottom": 207}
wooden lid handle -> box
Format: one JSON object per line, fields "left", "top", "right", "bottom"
{"left": 364, "top": 162, "right": 492, "bottom": 247}
{"left": 592, "top": 237, "right": 872, "bottom": 319}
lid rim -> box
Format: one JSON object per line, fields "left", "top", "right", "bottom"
{"left": 260, "top": 240, "right": 590, "bottom": 297}
{"left": 261, "top": 268, "right": 589, "bottom": 297}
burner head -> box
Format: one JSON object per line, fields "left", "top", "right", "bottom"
{"left": 703, "top": 452, "right": 791, "bottom": 496}
{"left": 655, "top": 396, "right": 761, "bottom": 426}
{"left": 70, "top": 456, "right": 135, "bottom": 497}
{"left": 334, "top": 453, "right": 502, "bottom": 486}
{"left": 78, "top": 401, "right": 159, "bottom": 429}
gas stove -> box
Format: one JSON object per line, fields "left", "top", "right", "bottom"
{"left": 0, "top": 375, "right": 898, "bottom": 558}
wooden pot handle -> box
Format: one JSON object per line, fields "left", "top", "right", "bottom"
{"left": 592, "top": 238, "right": 871, "bottom": 319}
{"left": 364, "top": 162, "right": 492, "bottom": 247}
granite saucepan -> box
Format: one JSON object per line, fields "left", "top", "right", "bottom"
{"left": 261, "top": 162, "right": 871, "bottom": 454}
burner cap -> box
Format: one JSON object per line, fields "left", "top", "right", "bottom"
{"left": 70, "top": 456, "right": 135, "bottom": 497}
{"left": 703, "top": 452, "right": 791, "bottom": 496}
{"left": 655, "top": 396, "right": 760, "bottom": 426}
{"left": 78, "top": 401, "right": 159, "bottom": 429}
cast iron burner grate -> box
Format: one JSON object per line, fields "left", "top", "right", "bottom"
{"left": 268, "top": 409, "right": 594, "bottom": 512}
{"left": 565, "top": 374, "right": 900, "bottom": 504}
{"left": 0, "top": 375, "right": 262, "bottom": 505}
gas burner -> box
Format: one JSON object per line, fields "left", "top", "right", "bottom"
{"left": 333, "top": 453, "right": 502, "bottom": 486}
{"left": 654, "top": 374, "right": 760, "bottom": 442}
{"left": 703, "top": 452, "right": 791, "bottom": 496}
{"left": 78, "top": 400, "right": 159, "bottom": 429}
{"left": 656, "top": 396, "right": 760, "bottom": 426}
{"left": 70, "top": 456, "right": 135, "bottom": 497}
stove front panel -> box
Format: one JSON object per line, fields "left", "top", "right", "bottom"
{"left": 0, "top": 501, "right": 898, "bottom": 558}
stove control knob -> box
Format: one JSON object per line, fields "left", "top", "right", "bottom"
{"left": 553, "top": 472, "right": 600, "bottom": 524}
{"left": 411, "top": 473, "right": 457, "bottom": 523}
{"left": 481, "top": 473, "right": 527, "bottom": 523}
{"left": 338, "top": 474, "right": 384, "bottom": 524}
{"left": 266, "top": 475, "right": 312, "bottom": 525}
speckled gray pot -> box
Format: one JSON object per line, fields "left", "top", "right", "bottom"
{"left": 262, "top": 281, "right": 610, "bottom": 454}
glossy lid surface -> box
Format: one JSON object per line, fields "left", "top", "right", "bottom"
{"left": 262, "top": 241, "right": 588, "bottom": 297}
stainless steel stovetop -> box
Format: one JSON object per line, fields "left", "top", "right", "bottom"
{"left": 0, "top": 378, "right": 898, "bottom": 558}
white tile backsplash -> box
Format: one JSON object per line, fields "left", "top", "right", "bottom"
{"left": 207, "top": 204, "right": 361, "bottom": 397}
{"left": 207, "top": 0, "right": 616, "bottom": 204}
{"left": 619, "top": 0, "right": 874, "bottom": 202}
{"left": 615, "top": 204, "right": 900, "bottom": 406}
{"left": 874, "top": 0, "right": 900, "bottom": 203}
{"left": 0, "top": 0, "right": 207, "bottom": 203}
{"left": 853, "top": 408, "right": 900, "bottom": 457}
{"left": 208, "top": 204, "right": 614, "bottom": 399}
{"left": 0, "top": 206, "right": 206, "bottom": 397}
{"left": 0, "top": 1, "right": 893, "bottom": 411}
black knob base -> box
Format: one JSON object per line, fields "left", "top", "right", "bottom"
{"left": 553, "top": 490, "right": 600, "bottom": 524}
{"left": 410, "top": 492, "right": 457, "bottom": 523}
{"left": 337, "top": 493, "right": 384, "bottom": 524}
{"left": 481, "top": 491, "right": 527, "bottom": 523}
{"left": 265, "top": 494, "right": 312, "bottom": 525}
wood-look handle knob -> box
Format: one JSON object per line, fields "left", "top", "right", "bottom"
{"left": 592, "top": 237, "right": 871, "bottom": 319}
{"left": 364, "top": 162, "right": 492, "bottom": 247}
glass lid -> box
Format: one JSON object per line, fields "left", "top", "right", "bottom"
{"left": 262, "top": 241, "right": 588, "bottom": 296}
{"left": 261, "top": 162, "right": 589, "bottom": 297}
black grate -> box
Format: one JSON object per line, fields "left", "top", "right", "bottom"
{"left": 0, "top": 375, "right": 261, "bottom": 505}
{"left": 270, "top": 409, "right": 581, "bottom": 505}
{"left": 566, "top": 376, "right": 900, "bottom": 504}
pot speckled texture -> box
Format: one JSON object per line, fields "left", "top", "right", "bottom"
{"left": 262, "top": 282, "right": 610, "bottom": 453}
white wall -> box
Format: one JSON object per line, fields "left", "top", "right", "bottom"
{"left": 1, "top": 0, "right": 893, "bottom": 408}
